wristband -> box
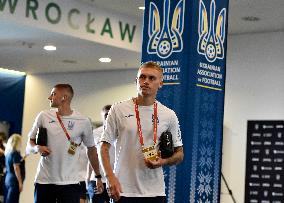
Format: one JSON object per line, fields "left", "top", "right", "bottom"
{"left": 95, "top": 174, "right": 102, "bottom": 179}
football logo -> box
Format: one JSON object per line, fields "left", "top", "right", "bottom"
{"left": 197, "top": 0, "right": 226, "bottom": 62}
{"left": 147, "top": 0, "right": 185, "bottom": 59}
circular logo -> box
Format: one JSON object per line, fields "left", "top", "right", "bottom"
{"left": 205, "top": 43, "right": 216, "bottom": 62}
{"left": 158, "top": 40, "right": 172, "bottom": 58}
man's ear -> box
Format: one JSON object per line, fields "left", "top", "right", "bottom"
{"left": 159, "top": 81, "right": 163, "bottom": 88}
{"left": 61, "top": 95, "right": 67, "bottom": 101}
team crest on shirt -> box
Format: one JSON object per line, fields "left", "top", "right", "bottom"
{"left": 152, "top": 114, "right": 160, "bottom": 124}
{"left": 67, "top": 121, "right": 75, "bottom": 130}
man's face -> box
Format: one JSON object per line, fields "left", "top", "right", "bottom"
{"left": 136, "top": 67, "right": 163, "bottom": 97}
{"left": 48, "top": 88, "right": 64, "bottom": 108}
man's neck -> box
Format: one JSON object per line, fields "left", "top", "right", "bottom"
{"left": 135, "top": 95, "right": 156, "bottom": 106}
{"left": 57, "top": 105, "right": 73, "bottom": 116}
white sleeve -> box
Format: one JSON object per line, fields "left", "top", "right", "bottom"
{"left": 28, "top": 111, "right": 44, "bottom": 139}
{"left": 82, "top": 119, "right": 95, "bottom": 147}
{"left": 169, "top": 112, "right": 183, "bottom": 148}
{"left": 100, "top": 105, "right": 118, "bottom": 145}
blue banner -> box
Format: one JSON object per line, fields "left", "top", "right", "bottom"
{"left": 0, "top": 72, "right": 26, "bottom": 136}
{"left": 141, "top": 0, "right": 229, "bottom": 202}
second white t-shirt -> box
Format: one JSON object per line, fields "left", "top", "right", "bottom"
{"left": 28, "top": 109, "right": 94, "bottom": 185}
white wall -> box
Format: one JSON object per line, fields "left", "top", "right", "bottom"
{"left": 21, "top": 69, "right": 137, "bottom": 203}
{"left": 221, "top": 31, "right": 284, "bottom": 202}
{"left": 20, "top": 31, "right": 284, "bottom": 203}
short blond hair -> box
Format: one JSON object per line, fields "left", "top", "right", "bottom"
{"left": 5, "top": 134, "right": 22, "bottom": 155}
{"left": 54, "top": 83, "right": 74, "bottom": 100}
{"left": 139, "top": 61, "right": 163, "bottom": 79}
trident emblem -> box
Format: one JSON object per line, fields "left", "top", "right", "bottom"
{"left": 197, "top": 0, "right": 226, "bottom": 62}
{"left": 147, "top": 0, "right": 185, "bottom": 59}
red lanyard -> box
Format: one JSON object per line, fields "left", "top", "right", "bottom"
{"left": 56, "top": 112, "right": 71, "bottom": 141}
{"left": 134, "top": 100, "right": 158, "bottom": 147}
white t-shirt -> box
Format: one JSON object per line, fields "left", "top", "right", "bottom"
{"left": 28, "top": 109, "right": 94, "bottom": 185}
{"left": 77, "top": 144, "right": 89, "bottom": 181}
{"left": 92, "top": 126, "right": 115, "bottom": 183}
{"left": 101, "top": 99, "right": 183, "bottom": 197}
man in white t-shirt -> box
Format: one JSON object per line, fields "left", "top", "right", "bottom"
{"left": 26, "top": 84, "right": 103, "bottom": 203}
{"left": 100, "top": 62, "right": 184, "bottom": 203}
{"left": 87, "top": 104, "right": 114, "bottom": 203}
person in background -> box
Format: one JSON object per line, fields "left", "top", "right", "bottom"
{"left": 4, "top": 134, "right": 25, "bottom": 203}
{"left": 87, "top": 104, "right": 114, "bottom": 203}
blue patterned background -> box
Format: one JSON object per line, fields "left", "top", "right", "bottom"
{"left": 0, "top": 72, "right": 26, "bottom": 136}
{"left": 141, "top": 0, "right": 229, "bottom": 202}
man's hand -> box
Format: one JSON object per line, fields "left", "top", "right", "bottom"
{"left": 95, "top": 178, "right": 104, "bottom": 194}
{"left": 144, "top": 150, "right": 165, "bottom": 169}
{"left": 37, "top": 145, "right": 51, "bottom": 156}
{"left": 107, "top": 175, "right": 122, "bottom": 202}
{"left": 144, "top": 156, "right": 165, "bottom": 169}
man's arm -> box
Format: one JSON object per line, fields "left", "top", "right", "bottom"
{"left": 145, "top": 146, "right": 184, "bottom": 169}
{"left": 100, "top": 142, "right": 114, "bottom": 178}
{"left": 87, "top": 146, "right": 104, "bottom": 193}
{"left": 101, "top": 142, "right": 122, "bottom": 201}
{"left": 157, "top": 112, "right": 184, "bottom": 166}
{"left": 26, "top": 138, "right": 51, "bottom": 156}
{"left": 25, "top": 112, "right": 51, "bottom": 156}
{"left": 87, "top": 146, "right": 101, "bottom": 176}
{"left": 162, "top": 146, "right": 184, "bottom": 165}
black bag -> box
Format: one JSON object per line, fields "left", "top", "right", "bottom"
{"left": 36, "top": 127, "right": 48, "bottom": 146}
{"left": 159, "top": 131, "right": 174, "bottom": 158}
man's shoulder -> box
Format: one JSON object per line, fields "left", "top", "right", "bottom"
{"left": 37, "top": 109, "right": 56, "bottom": 118}
{"left": 112, "top": 99, "right": 133, "bottom": 110}
{"left": 65, "top": 110, "right": 90, "bottom": 121}
{"left": 157, "top": 101, "right": 176, "bottom": 115}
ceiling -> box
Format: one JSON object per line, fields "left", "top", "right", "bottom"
{"left": 0, "top": 0, "right": 283, "bottom": 74}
